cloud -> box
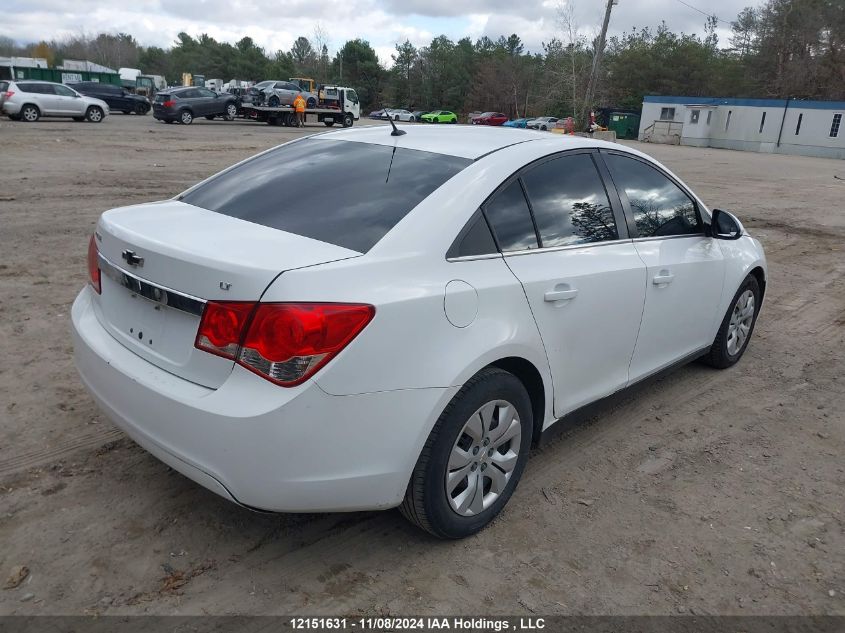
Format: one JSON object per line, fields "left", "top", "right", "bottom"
{"left": 0, "top": 0, "right": 751, "bottom": 61}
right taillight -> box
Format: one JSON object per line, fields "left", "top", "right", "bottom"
{"left": 162, "top": 99, "right": 175, "bottom": 107}
{"left": 87, "top": 234, "right": 101, "bottom": 294}
{"left": 195, "top": 302, "right": 374, "bottom": 386}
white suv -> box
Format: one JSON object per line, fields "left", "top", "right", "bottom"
{"left": 0, "top": 80, "right": 109, "bottom": 122}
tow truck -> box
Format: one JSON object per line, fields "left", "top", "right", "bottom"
{"left": 240, "top": 85, "right": 361, "bottom": 128}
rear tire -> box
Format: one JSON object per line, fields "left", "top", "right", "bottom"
{"left": 20, "top": 104, "right": 40, "bottom": 122}
{"left": 85, "top": 106, "right": 104, "bottom": 123}
{"left": 702, "top": 274, "right": 761, "bottom": 369}
{"left": 179, "top": 109, "right": 193, "bottom": 125}
{"left": 399, "top": 367, "right": 533, "bottom": 539}
{"left": 135, "top": 104, "right": 148, "bottom": 115}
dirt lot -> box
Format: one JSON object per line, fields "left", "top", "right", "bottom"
{"left": 0, "top": 113, "right": 843, "bottom": 616}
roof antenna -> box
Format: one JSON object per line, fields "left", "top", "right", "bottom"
{"left": 382, "top": 104, "right": 406, "bottom": 136}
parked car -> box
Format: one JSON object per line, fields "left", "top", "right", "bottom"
{"left": 421, "top": 110, "right": 458, "bottom": 123}
{"left": 69, "top": 81, "right": 150, "bottom": 115}
{"left": 152, "top": 87, "right": 238, "bottom": 125}
{"left": 410, "top": 110, "right": 429, "bottom": 121}
{"left": 466, "top": 111, "right": 482, "bottom": 123}
{"left": 74, "top": 126, "right": 766, "bottom": 539}
{"left": 472, "top": 112, "right": 508, "bottom": 126}
{"left": 526, "top": 116, "right": 559, "bottom": 131}
{"left": 390, "top": 109, "right": 413, "bottom": 121}
{"left": 503, "top": 118, "right": 529, "bottom": 128}
{"left": 368, "top": 109, "right": 385, "bottom": 119}
{"left": 0, "top": 80, "right": 108, "bottom": 123}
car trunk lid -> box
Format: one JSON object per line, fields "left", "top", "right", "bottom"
{"left": 93, "top": 200, "right": 361, "bottom": 388}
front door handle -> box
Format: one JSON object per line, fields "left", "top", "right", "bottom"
{"left": 652, "top": 271, "right": 675, "bottom": 286}
{"left": 544, "top": 287, "right": 578, "bottom": 302}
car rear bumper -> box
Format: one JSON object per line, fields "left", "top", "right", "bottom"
{"left": 71, "top": 286, "right": 456, "bottom": 512}
{"left": 2, "top": 101, "right": 21, "bottom": 115}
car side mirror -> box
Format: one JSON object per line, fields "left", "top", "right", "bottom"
{"left": 711, "top": 208, "right": 744, "bottom": 240}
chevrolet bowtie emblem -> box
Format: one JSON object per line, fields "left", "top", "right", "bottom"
{"left": 121, "top": 249, "right": 144, "bottom": 267}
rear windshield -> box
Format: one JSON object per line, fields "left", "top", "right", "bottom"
{"left": 180, "top": 138, "right": 471, "bottom": 253}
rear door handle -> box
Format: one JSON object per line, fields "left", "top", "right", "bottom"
{"left": 652, "top": 271, "right": 675, "bottom": 285}
{"left": 544, "top": 287, "right": 578, "bottom": 302}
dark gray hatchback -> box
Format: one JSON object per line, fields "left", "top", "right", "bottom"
{"left": 153, "top": 87, "right": 238, "bottom": 125}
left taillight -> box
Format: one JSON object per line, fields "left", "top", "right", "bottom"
{"left": 87, "top": 234, "right": 101, "bottom": 294}
{"left": 195, "top": 302, "right": 375, "bottom": 386}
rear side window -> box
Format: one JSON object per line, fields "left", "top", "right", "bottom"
{"left": 483, "top": 180, "right": 539, "bottom": 252}
{"left": 605, "top": 154, "right": 702, "bottom": 238}
{"left": 18, "top": 83, "right": 51, "bottom": 94}
{"left": 180, "top": 138, "right": 470, "bottom": 253}
{"left": 521, "top": 154, "right": 618, "bottom": 247}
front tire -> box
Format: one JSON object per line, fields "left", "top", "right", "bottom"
{"left": 306, "top": 97, "right": 317, "bottom": 108}
{"left": 400, "top": 367, "right": 533, "bottom": 539}
{"left": 703, "top": 274, "right": 761, "bottom": 369}
{"left": 85, "top": 106, "right": 104, "bottom": 123}
{"left": 225, "top": 103, "right": 237, "bottom": 120}
{"left": 267, "top": 95, "right": 280, "bottom": 108}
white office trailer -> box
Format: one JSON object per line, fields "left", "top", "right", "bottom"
{"left": 639, "top": 95, "right": 845, "bottom": 160}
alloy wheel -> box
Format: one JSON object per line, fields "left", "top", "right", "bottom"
{"left": 445, "top": 400, "right": 521, "bottom": 516}
{"left": 727, "top": 289, "right": 755, "bottom": 355}
{"left": 22, "top": 106, "right": 39, "bottom": 122}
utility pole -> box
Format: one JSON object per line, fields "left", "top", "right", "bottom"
{"left": 582, "top": 0, "right": 615, "bottom": 126}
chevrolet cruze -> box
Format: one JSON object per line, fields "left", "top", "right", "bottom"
{"left": 72, "top": 126, "right": 766, "bottom": 538}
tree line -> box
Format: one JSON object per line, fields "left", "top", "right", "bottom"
{"left": 1, "top": 0, "right": 841, "bottom": 123}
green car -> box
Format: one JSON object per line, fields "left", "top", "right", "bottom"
{"left": 421, "top": 110, "right": 458, "bottom": 124}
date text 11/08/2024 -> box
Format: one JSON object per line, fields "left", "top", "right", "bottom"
{"left": 290, "top": 617, "right": 546, "bottom": 630}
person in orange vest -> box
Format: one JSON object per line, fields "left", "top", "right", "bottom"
{"left": 293, "top": 92, "right": 306, "bottom": 127}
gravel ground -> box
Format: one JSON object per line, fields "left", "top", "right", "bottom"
{"left": 0, "top": 114, "right": 843, "bottom": 616}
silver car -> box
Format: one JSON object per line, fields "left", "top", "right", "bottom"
{"left": 253, "top": 80, "right": 318, "bottom": 108}
{"left": 0, "top": 80, "right": 110, "bottom": 123}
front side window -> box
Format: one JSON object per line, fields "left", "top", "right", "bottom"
{"left": 605, "top": 154, "right": 702, "bottom": 238}
{"left": 483, "top": 180, "right": 539, "bottom": 252}
{"left": 830, "top": 113, "right": 842, "bottom": 138}
{"left": 520, "top": 154, "right": 618, "bottom": 247}
{"left": 54, "top": 84, "right": 76, "bottom": 97}
{"left": 180, "top": 138, "right": 470, "bottom": 253}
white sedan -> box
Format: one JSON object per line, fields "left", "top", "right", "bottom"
{"left": 526, "top": 116, "right": 559, "bottom": 130}
{"left": 72, "top": 126, "right": 766, "bottom": 538}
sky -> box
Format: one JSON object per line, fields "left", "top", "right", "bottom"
{"left": 2, "top": 0, "right": 752, "bottom": 66}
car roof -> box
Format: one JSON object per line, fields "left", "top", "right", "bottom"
{"left": 318, "top": 124, "right": 611, "bottom": 160}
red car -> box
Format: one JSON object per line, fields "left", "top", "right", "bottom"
{"left": 471, "top": 111, "right": 508, "bottom": 126}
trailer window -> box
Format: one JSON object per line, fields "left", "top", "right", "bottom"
{"left": 180, "top": 138, "right": 471, "bottom": 253}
